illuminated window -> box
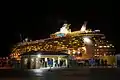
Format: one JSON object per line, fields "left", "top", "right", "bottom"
{"left": 56, "top": 33, "right": 65, "bottom": 37}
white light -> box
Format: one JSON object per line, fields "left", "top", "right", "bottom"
{"left": 37, "top": 54, "right": 41, "bottom": 58}
{"left": 77, "top": 52, "right": 80, "bottom": 54}
{"left": 104, "top": 46, "right": 106, "bottom": 48}
{"left": 25, "top": 38, "right": 28, "bottom": 42}
{"left": 95, "top": 44, "right": 97, "bottom": 46}
{"left": 94, "top": 30, "right": 100, "bottom": 32}
{"left": 31, "top": 58, "right": 34, "bottom": 61}
{"left": 45, "top": 58, "right": 47, "bottom": 61}
{"left": 68, "top": 50, "right": 71, "bottom": 54}
{"left": 83, "top": 37, "right": 91, "bottom": 43}
{"left": 107, "top": 46, "right": 110, "bottom": 48}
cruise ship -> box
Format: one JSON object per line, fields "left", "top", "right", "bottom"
{"left": 10, "top": 22, "right": 115, "bottom": 64}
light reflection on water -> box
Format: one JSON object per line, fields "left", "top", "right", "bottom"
{"left": 0, "top": 68, "right": 119, "bottom": 80}
{"left": 0, "top": 67, "right": 64, "bottom": 80}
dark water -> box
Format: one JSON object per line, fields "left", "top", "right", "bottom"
{"left": 0, "top": 68, "right": 120, "bottom": 80}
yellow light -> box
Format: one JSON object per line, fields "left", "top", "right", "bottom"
{"left": 99, "top": 46, "right": 102, "bottom": 48}
{"left": 107, "top": 46, "right": 110, "bottom": 48}
{"left": 104, "top": 46, "right": 106, "bottom": 48}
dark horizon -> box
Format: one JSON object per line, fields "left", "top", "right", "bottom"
{"left": 1, "top": 0, "right": 116, "bottom": 57}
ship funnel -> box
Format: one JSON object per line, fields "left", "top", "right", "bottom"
{"left": 80, "top": 21, "right": 87, "bottom": 32}
{"left": 59, "top": 23, "right": 71, "bottom": 34}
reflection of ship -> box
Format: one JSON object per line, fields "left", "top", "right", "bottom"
{"left": 10, "top": 22, "right": 115, "bottom": 61}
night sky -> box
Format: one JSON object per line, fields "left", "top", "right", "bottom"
{"left": 1, "top": 1, "right": 116, "bottom": 57}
